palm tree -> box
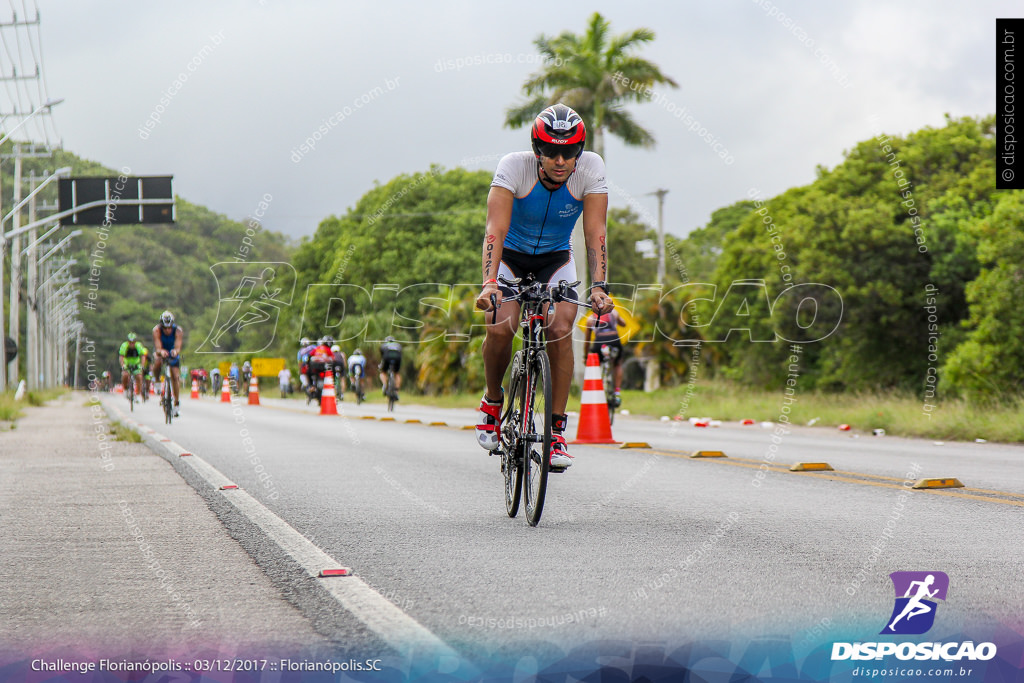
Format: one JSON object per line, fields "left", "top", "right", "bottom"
{"left": 505, "top": 12, "right": 678, "bottom": 158}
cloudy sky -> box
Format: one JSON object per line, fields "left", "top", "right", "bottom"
{"left": 5, "top": 0, "right": 1011, "bottom": 241}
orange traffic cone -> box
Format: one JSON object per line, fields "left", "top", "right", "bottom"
{"left": 150, "top": 380, "right": 156, "bottom": 395}
{"left": 115, "top": 384, "right": 124, "bottom": 394}
{"left": 319, "top": 371, "right": 338, "bottom": 415}
{"left": 572, "top": 353, "right": 618, "bottom": 444}
{"left": 220, "top": 378, "right": 231, "bottom": 403}
{"left": 248, "top": 376, "right": 261, "bottom": 405}
{"left": 190, "top": 379, "right": 199, "bottom": 399}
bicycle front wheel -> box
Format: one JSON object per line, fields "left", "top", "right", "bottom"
{"left": 502, "top": 351, "right": 526, "bottom": 518}
{"left": 163, "top": 378, "right": 173, "bottom": 425}
{"left": 523, "top": 350, "right": 552, "bottom": 527}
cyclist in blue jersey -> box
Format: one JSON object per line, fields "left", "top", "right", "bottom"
{"left": 475, "top": 103, "right": 613, "bottom": 471}
{"left": 151, "top": 310, "right": 184, "bottom": 417}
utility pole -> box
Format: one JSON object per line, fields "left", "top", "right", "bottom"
{"left": 0, "top": 5, "right": 61, "bottom": 389}
{"left": 643, "top": 189, "right": 669, "bottom": 392}
{"left": 8, "top": 144, "right": 22, "bottom": 384}
{"left": 646, "top": 188, "right": 669, "bottom": 285}
{"left": 25, "top": 172, "right": 41, "bottom": 388}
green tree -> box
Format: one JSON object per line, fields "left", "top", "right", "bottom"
{"left": 504, "top": 12, "right": 677, "bottom": 157}
{"left": 709, "top": 115, "right": 999, "bottom": 392}
{"left": 670, "top": 200, "right": 756, "bottom": 285}
{"left": 288, "top": 166, "right": 493, "bottom": 391}
{"left": 941, "top": 190, "right": 1024, "bottom": 399}
{"left": 606, "top": 207, "right": 659, "bottom": 290}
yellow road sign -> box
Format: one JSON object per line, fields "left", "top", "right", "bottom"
{"left": 576, "top": 296, "right": 642, "bottom": 342}
{"left": 252, "top": 357, "right": 286, "bottom": 376}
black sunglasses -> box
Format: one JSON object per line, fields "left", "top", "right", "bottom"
{"left": 538, "top": 142, "right": 582, "bottom": 159}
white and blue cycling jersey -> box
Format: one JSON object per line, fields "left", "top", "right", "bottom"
{"left": 490, "top": 151, "right": 608, "bottom": 255}
{"left": 348, "top": 353, "right": 367, "bottom": 375}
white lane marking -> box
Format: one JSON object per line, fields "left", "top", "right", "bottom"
{"left": 107, "top": 401, "right": 463, "bottom": 665}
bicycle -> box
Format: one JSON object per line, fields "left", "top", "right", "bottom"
{"left": 123, "top": 366, "right": 137, "bottom": 412}
{"left": 160, "top": 363, "right": 175, "bottom": 425}
{"left": 385, "top": 368, "right": 398, "bottom": 412}
{"left": 351, "top": 365, "right": 365, "bottom": 404}
{"left": 491, "top": 275, "right": 591, "bottom": 527}
{"left": 598, "top": 343, "right": 620, "bottom": 425}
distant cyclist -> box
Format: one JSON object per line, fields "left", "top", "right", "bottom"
{"left": 118, "top": 332, "right": 148, "bottom": 398}
{"left": 228, "top": 362, "right": 240, "bottom": 394}
{"left": 379, "top": 335, "right": 402, "bottom": 399}
{"left": 584, "top": 303, "right": 627, "bottom": 406}
{"left": 348, "top": 348, "right": 367, "bottom": 400}
{"left": 240, "top": 360, "right": 252, "bottom": 394}
{"left": 331, "top": 344, "right": 347, "bottom": 399}
{"left": 297, "top": 337, "right": 315, "bottom": 393}
{"left": 151, "top": 310, "right": 184, "bottom": 417}
{"left": 189, "top": 366, "right": 209, "bottom": 394}
{"left": 307, "top": 337, "right": 334, "bottom": 396}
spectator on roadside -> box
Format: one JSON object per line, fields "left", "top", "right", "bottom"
{"left": 278, "top": 366, "right": 292, "bottom": 398}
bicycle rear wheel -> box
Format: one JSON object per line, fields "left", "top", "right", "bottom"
{"left": 603, "top": 362, "right": 615, "bottom": 425}
{"left": 128, "top": 376, "right": 135, "bottom": 412}
{"left": 387, "top": 371, "right": 396, "bottom": 412}
{"left": 523, "top": 350, "right": 552, "bottom": 527}
{"left": 501, "top": 351, "right": 526, "bottom": 518}
{"left": 163, "top": 375, "right": 173, "bottom": 425}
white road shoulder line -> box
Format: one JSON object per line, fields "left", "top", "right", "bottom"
{"left": 108, "top": 401, "right": 462, "bottom": 664}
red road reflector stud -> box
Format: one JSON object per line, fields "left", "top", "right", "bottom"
{"left": 219, "top": 484, "right": 239, "bottom": 490}
{"left": 319, "top": 567, "right": 352, "bottom": 577}
{"left": 913, "top": 477, "right": 965, "bottom": 489}
{"left": 838, "top": 424, "right": 851, "bottom": 431}
{"left": 789, "top": 462, "right": 834, "bottom": 472}
{"left": 179, "top": 452, "right": 193, "bottom": 457}
{"left": 741, "top": 418, "right": 755, "bottom": 425}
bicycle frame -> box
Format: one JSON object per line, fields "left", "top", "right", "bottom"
{"left": 492, "top": 275, "right": 591, "bottom": 526}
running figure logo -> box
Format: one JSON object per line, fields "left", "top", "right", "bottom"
{"left": 197, "top": 262, "right": 296, "bottom": 354}
{"left": 881, "top": 571, "right": 949, "bottom": 635}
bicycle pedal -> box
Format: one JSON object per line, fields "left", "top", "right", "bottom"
{"left": 549, "top": 466, "right": 567, "bottom": 474}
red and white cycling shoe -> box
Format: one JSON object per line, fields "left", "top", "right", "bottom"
{"left": 549, "top": 433, "right": 573, "bottom": 470}
{"left": 475, "top": 392, "right": 503, "bottom": 451}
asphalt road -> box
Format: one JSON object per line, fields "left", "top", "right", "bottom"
{"left": 105, "top": 390, "right": 1024, "bottom": 670}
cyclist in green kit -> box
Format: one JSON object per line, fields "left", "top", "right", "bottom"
{"left": 118, "top": 333, "right": 148, "bottom": 398}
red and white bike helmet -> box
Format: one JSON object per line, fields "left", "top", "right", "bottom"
{"left": 531, "top": 103, "right": 586, "bottom": 159}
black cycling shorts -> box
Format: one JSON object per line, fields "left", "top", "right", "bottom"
{"left": 590, "top": 337, "right": 623, "bottom": 365}
{"left": 497, "top": 248, "right": 578, "bottom": 301}
{"left": 380, "top": 357, "right": 401, "bottom": 373}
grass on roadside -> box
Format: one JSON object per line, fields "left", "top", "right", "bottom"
{"left": 108, "top": 420, "right": 143, "bottom": 442}
{"left": 0, "top": 393, "right": 23, "bottom": 422}
{"left": 25, "top": 387, "right": 70, "bottom": 406}
{"left": 0, "top": 386, "right": 71, "bottom": 426}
